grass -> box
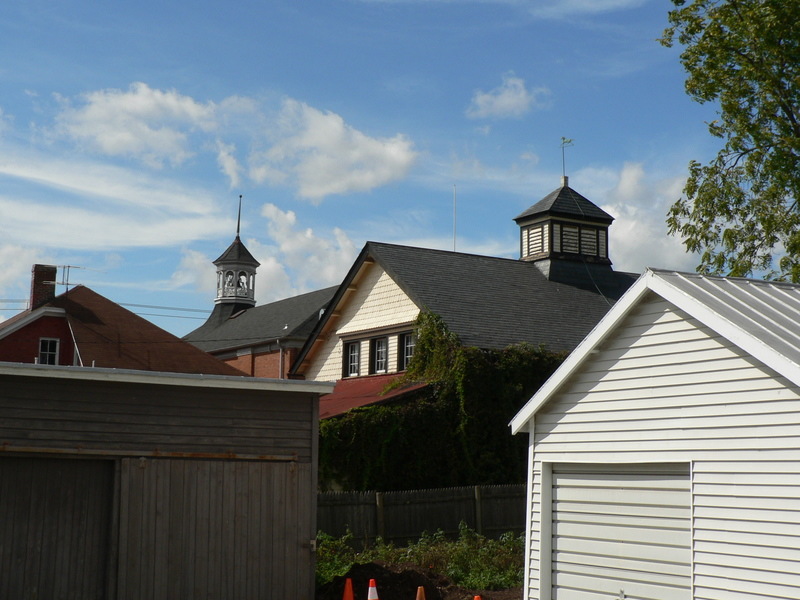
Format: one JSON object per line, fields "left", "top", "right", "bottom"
{"left": 316, "top": 522, "right": 524, "bottom": 590}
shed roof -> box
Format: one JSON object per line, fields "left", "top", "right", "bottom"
{"left": 318, "top": 374, "right": 428, "bottom": 419}
{"left": 510, "top": 268, "right": 800, "bottom": 433}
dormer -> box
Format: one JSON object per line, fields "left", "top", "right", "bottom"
{"left": 514, "top": 176, "right": 614, "bottom": 266}
{"left": 213, "top": 235, "right": 260, "bottom": 310}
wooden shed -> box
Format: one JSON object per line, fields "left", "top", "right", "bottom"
{"left": 511, "top": 268, "right": 800, "bottom": 600}
{"left": 0, "top": 362, "right": 333, "bottom": 600}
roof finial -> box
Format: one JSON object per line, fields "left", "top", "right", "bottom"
{"left": 560, "top": 137, "right": 574, "bottom": 187}
{"left": 236, "top": 194, "right": 242, "bottom": 238}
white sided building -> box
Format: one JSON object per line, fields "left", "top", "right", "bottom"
{"left": 511, "top": 268, "right": 800, "bottom": 600}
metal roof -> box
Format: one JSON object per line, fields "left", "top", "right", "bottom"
{"left": 648, "top": 268, "right": 800, "bottom": 377}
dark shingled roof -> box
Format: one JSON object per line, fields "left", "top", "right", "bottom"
{"left": 21, "top": 286, "right": 242, "bottom": 375}
{"left": 214, "top": 235, "right": 260, "bottom": 266}
{"left": 292, "top": 242, "right": 638, "bottom": 374}
{"left": 184, "top": 286, "right": 338, "bottom": 353}
{"left": 366, "top": 242, "right": 635, "bottom": 352}
{"left": 514, "top": 184, "right": 614, "bottom": 224}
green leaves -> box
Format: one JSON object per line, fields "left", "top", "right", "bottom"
{"left": 661, "top": 0, "right": 800, "bottom": 280}
{"left": 318, "top": 312, "right": 564, "bottom": 491}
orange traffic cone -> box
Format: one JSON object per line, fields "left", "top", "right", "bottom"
{"left": 341, "top": 578, "right": 354, "bottom": 600}
{"left": 415, "top": 586, "right": 427, "bottom": 600}
{"left": 367, "top": 578, "right": 380, "bottom": 600}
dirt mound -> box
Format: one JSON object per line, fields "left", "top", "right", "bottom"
{"left": 316, "top": 562, "right": 521, "bottom": 600}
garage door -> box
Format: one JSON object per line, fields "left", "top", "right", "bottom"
{"left": 551, "top": 463, "right": 691, "bottom": 600}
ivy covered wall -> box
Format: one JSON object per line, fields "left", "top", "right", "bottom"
{"left": 319, "top": 312, "right": 565, "bottom": 491}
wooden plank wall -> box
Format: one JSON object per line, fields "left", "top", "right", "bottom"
{"left": 0, "top": 375, "right": 315, "bottom": 460}
{"left": 117, "top": 457, "right": 314, "bottom": 600}
{"left": 0, "top": 457, "right": 113, "bottom": 600}
{"left": 317, "top": 484, "right": 526, "bottom": 547}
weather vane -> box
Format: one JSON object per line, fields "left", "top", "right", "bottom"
{"left": 560, "top": 137, "right": 574, "bottom": 178}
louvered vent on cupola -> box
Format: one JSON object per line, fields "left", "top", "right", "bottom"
{"left": 514, "top": 176, "right": 614, "bottom": 265}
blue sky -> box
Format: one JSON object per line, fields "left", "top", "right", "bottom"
{"left": 0, "top": 0, "right": 716, "bottom": 336}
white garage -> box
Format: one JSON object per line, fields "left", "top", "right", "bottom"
{"left": 511, "top": 269, "right": 800, "bottom": 600}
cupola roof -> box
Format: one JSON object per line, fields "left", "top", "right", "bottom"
{"left": 514, "top": 176, "right": 614, "bottom": 225}
{"left": 214, "top": 235, "right": 260, "bottom": 267}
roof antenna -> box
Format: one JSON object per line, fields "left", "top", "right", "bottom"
{"left": 560, "top": 137, "right": 574, "bottom": 186}
{"left": 236, "top": 194, "right": 243, "bottom": 238}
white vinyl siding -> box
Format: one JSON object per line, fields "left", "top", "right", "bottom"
{"left": 524, "top": 294, "right": 800, "bottom": 600}
{"left": 305, "top": 264, "right": 419, "bottom": 382}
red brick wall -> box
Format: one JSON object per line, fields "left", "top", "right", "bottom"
{"left": 221, "top": 348, "right": 299, "bottom": 379}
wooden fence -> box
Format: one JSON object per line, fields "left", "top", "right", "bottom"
{"left": 317, "top": 484, "right": 526, "bottom": 546}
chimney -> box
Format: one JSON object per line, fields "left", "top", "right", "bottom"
{"left": 30, "top": 264, "right": 57, "bottom": 309}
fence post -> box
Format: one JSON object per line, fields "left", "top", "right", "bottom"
{"left": 474, "top": 485, "right": 483, "bottom": 535}
{"left": 376, "top": 492, "right": 385, "bottom": 541}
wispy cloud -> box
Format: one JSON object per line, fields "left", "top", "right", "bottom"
{"left": 528, "top": 0, "right": 648, "bottom": 19}
{"left": 0, "top": 150, "right": 218, "bottom": 214}
{"left": 466, "top": 73, "right": 550, "bottom": 120}
{"left": 355, "top": 0, "right": 647, "bottom": 19}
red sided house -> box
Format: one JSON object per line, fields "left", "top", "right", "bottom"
{"left": 0, "top": 264, "right": 240, "bottom": 376}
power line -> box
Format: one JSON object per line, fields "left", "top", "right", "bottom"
{"left": 119, "top": 302, "right": 210, "bottom": 314}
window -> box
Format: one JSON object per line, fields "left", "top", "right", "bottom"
{"left": 370, "top": 337, "right": 388, "bottom": 374}
{"left": 39, "top": 338, "right": 59, "bottom": 365}
{"left": 343, "top": 341, "right": 360, "bottom": 377}
{"left": 398, "top": 332, "right": 416, "bottom": 371}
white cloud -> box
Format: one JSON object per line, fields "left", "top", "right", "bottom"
{"left": 54, "top": 82, "right": 217, "bottom": 168}
{"left": 215, "top": 140, "right": 242, "bottom": 188}
{"left": 250, "top": 203, "right": 357, "bottom": 299}
{"left": 169, "top": 249, "right": 218, "bottom": 295}
{"left": 596, "top": 162, "right": 698, "bottom": 274}
{"left": 0, "top": 245, "right": 48, "bottom": 293}
{"left": 249, "top": 99, "right": 417, "bottom": 201}
{"left": 466, "top": 74, "right": 550, "bottom": 119}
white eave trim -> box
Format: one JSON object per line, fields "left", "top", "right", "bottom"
{"left": 0, "top": 306, "right": 66, "bottom": 341}
{"left": 0, "top": 361, "right": 335, "bottom": 394}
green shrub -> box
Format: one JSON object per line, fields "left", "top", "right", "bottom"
{"left": 316, "top": 523, "right": 524, "bottom": 590}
